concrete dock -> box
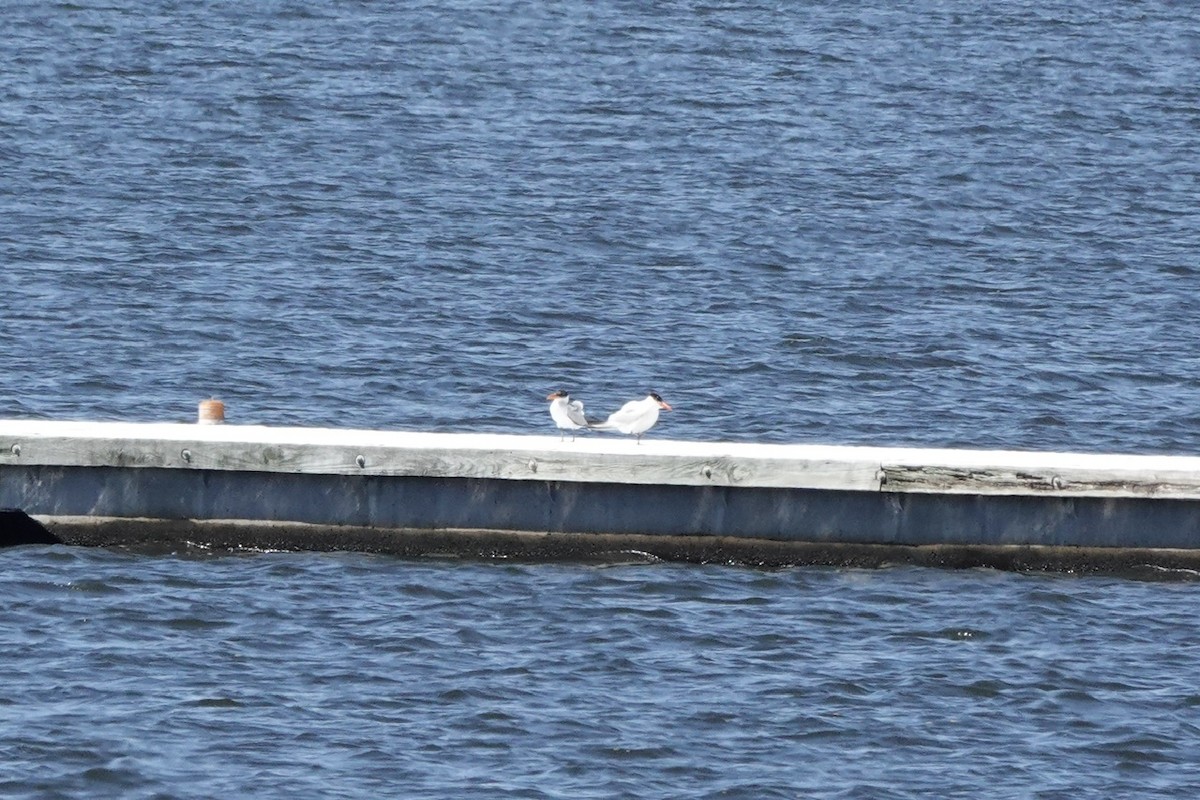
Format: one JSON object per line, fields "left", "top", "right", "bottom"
{"left": 2, "top": 419, "right": 1200, "bottom": 571}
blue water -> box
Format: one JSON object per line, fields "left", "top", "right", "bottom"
{"left": 4, "top": 548, "right": 1200, "bottom": 799}
{"left": 4, "top": 0, "right": 1199, "bottom": 450}
{"left": 4, "top": 1, "right": 1200, "bottom": 796}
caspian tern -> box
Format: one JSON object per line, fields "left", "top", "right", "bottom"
{"left": 546, "top": 390, "right": 589, "bottom": 441}
{"left": 589, "top": 392, "right": 672, "bottom": 443}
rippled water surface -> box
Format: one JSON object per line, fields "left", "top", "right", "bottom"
{"left": 3, "top": 0, "right": 1199, "bottom": 450}
{"left": 4, "top": 547, "right": 1200, "bottom": 799}
{"left": 4, "top": 1, "right": 1200, "bottom": 796}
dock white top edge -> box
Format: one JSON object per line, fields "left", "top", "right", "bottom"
{"left": 2, "top": 419, "right": 1200, "bottom": 498}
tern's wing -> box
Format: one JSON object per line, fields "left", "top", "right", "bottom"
{"left": 566, "top": 399, "right": 588, "bottom": 427}
{"left": 610, "top": 399, "right": 644, "bottom": 423}
{"left": 590, "top": 399, "right": 642, "bottom": 429}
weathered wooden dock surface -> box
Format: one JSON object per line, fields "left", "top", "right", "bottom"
{"left": 2, "top": 419, "right": 1199, "bottom": 570}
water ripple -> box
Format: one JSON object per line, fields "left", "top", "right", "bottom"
{"left": 1, "top": 549, "right": 1200, "bottom": 797}
{"left": 1, "top": 1, "right": 1198, "bottom": 452}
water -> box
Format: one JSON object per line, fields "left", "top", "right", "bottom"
{"left": 3, "top": 0, "right": 1199, "bottom": 450}
{"left": 3, "top": 547, "right": 1200, "bottom": 799}
{"left": 4, "top": 1, "right": 1200, "bottom": 796}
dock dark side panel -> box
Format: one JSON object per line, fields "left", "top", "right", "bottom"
{"left": 2, "top": 465, "right": 1200, "bottom": 549}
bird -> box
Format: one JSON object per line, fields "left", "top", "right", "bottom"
{"left": 546, "top": 390, "right": 589, "bottom": 441}
{"left": 589, "top": 392, "right": 672, "bottom": 444}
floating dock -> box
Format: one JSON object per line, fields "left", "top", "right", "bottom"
{"left": 2, "top": 419, "right": 1200, "bottom": 571}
